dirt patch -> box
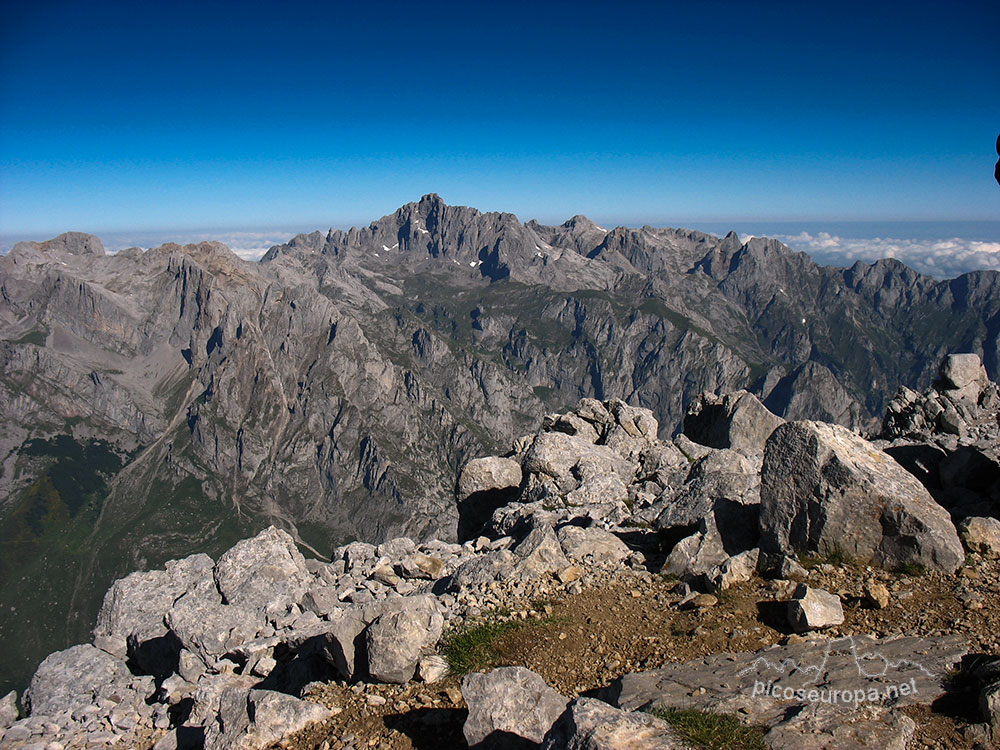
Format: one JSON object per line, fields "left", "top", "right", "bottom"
{"left": 272, "top": 554, "right": 1000, "bottom": 749}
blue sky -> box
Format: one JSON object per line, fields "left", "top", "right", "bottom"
{"left": 1, "top": 0, "right": 998, "bottom": 237}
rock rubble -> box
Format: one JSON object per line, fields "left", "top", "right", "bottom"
{"left": 4, "top": 357, "right": 1000, "bottom": 749}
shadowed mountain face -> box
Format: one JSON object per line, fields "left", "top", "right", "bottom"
{"left": 2, "top": 194, "right": 1000, "bottom": 692}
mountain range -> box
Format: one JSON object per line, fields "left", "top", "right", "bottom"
{"left": 2, "top": 193, "right": 999, "bottom": 693}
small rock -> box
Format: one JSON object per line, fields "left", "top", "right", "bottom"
{"left": 862, "top": 581, "right": 891, "bottom": 609}
{"left": 786, "top": 584, "right": 844, "bottom": 632}
{"left": 416, "top": 654, "right": 449, "bottom": 684}
{"left": 690, "top": 594, "right": 718, "bottom": 610}
{"left": 959, "top": 517, "right": 1000, "bottom": 556}
{"left": 557, "top": 566, "right": 584, "bottom": 584}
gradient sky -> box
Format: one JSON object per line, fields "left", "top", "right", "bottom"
{"left": 1, "top": 0, "right": 998, "bottom": 235}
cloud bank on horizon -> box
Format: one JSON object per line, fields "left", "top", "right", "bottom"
{"left": 774, "top": 232, "right": 1000, "bottom": 279}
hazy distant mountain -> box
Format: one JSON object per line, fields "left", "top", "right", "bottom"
{"left": 2, "top": 193, "right": 1000, "bottom": 692}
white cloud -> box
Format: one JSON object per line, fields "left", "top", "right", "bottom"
{"left": 776, "top": 232, "right": 1000, "bottom": 279}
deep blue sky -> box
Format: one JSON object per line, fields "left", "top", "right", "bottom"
{"left": 1, "top": 0, "right": 998, "bottom": 235}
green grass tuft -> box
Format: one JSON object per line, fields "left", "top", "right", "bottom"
{"left": 798, "top": 542, "right": 852, "bottom": 569}
{"left": 440, "top": 619, "right": 526, "bottom": 675}
{"left": 650, "top": 707, "right": 767, "bottom": 750}
{"left": 894, "top": 561, "right": 927, "bottom": 577}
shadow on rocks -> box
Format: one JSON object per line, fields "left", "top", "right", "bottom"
{"left": 755, "top": 601, "right": 796, "bottom": 635}
{"left": 381, "top": 706, "right": 469, "bottom": 749}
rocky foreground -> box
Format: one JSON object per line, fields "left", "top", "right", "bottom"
{"left": 2, "top": 353, "right": 1000, "bottom": 749}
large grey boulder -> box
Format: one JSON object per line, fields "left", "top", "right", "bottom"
{"left": 0, "top": 690, "right": 17, "bottom": 729}
{"left": 94, "top": 553, "right": 216, "bottom": 673}
{"left": 204, "top": 687, "right": 333, "bottom": 750}
{"left": 449, "top": 549, "right": 520, "bottom": 590}
{"left": 542, "top": 697, "right": 691, "bottom": 749}
{"left": 316, "top": 609, "right": 368, "bottom": 681}
{"left": 941, "top": 353, "right": 988, "bottom": 393}
{"left": 166, "top": 591, "right": 258, "bottom": 665}
{"left": 458, "top": 457, "right": 523, "bottom": 500}
{"left": 523, "top": 432, "right": 635, "bottom": 492}
{"left": 94, "top": 553, "right": 215, "bottom": 644}
{"left": 654, "top": 448, "right": 761, "bottom": 556}
{"left": 760, "top": 421, "right": 964, "bottom": 573}
{"left": 958, "top": 516, "right": 1000, "bottom": 556}
{"left": 365, "top": 604, "right": 444, "bottom": 683}
{"left": 683, "top": 390, "right": 784, "bottom": 455}
{"left": 213, "top": 526, "right": 312, "bottom": 618}
{"left": 25, "top": 644, "right": 148, "bottom": 716}
{"left": 462, "top": 666, "right": 569, "bottom": 748}
{"left": 512, "top": 522, "right": 571, "bottom": 579}
{"left": 557, "top": 525, "right": 631, "bottom": 565}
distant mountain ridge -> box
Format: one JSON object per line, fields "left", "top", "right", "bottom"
{"left": 2, "top": 193, "right": 999, "bottom": 693}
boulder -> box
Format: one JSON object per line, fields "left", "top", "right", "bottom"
{"left": 654, "top": 449, "right": 761, "bottom": 555}
{"left": 94, "top": 552, "right": 215, "bottom": 645}
{"left": 523, "top": 432, "right": 635, "bottom": 493}
{"left": 707, "top": 548, "right": 759, "bottom": 591}
{"left": 365, "top": 605, "right": 444, "bottom": 684}
{"left": 760, "top": 421, "right": 964, "bottom": 573}
{"left": 166, "top": 591, "right": 258, "bottom": 665}
{"left": 661, "top": 521, "right": 729, "bottom": 581}
{"left": 786, "top": 584, "right": 844, "bottom": 632}
{"left": 542, "top": 697, "right": 690, "bottom": 749}
{"left": 317, "top": 609, "right": 368, "bottom": 680}
{"left": 0, "top": 690, "right": 17, "bottom": 729}
{"left": 982, "top": 681, "right": 1000, "bottom": 732}
{"left": 458, "top": 457, "right": 523, "bottom": 501}
{"left": 213, "top": 526, "right": 312, "bottom": 618}
{"left": 449, "top": 550, "right": 519, "bottom": 591}
{"left": 940, "top": 353, "right": 988, "bottom": 393}
{"left": 204, "top": 687, "right": 333, "bottom": 750}
{"left": 462, "top": 666, "right": 569, "bottom": 748}
{"left": 512, "top": 522, "right": 571, "bottom": 579}
{"left": 25, "top": 644, "right": 146, "bottom": 716}
{"left": 556, "top": 525, "right": 631, "bottom": 565}
{"left": 684, "top": 390, "right": 784, "bottom": 455}
{"left": 397, "top": 552, "right": 445, "bottom": 579}
{"left": 958, "top": 516, "right": 1000, "bottom": 556}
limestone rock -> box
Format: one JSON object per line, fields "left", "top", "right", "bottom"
{"left": 684, "top": 390, "right": 784, "bottom": 455}
{"left": 557, "top": 525, "right": 631, "bottom": 565}
{"left": 417, "top": 654, "right": 450, "bottom": 683}
{"left": 365, "top": 605, "right": 444, "bottom": 684}
{"left": 317, "top": 609, "right": 368, "bottom": 681}
{"left": 982, "top": 681, "right": 1000, "bottom": 732}
{"left": 25, "top": 644, "right": 144, "bottom": 716}
{"left": 941, "top": 353, "right": 988, "bottom": 392}
{"left": 862, "top": 581, "right": 891, "bottom": 610}
{"left": 512, "top": 522, "right": 571, "bottom": 579}
{"left": 523, "top": 432, "right": 635, "bottom": 492}
{"left": 458, "top": 457, "right": 523, "bottom": 501}
{"left": 707, "top": 548, "right": 759, "bottom": 591}
{"left": 0, "top": 690, "right": 17, "bottom": 729}
{"left": 204, "top": 687, "right": 333, "bottom": 750}
{"left": 787, "top": 584, "right": 844, "bottom": 632}
{"left": 93, "top": 553, "right": 215, "bottom": 672}
{"left": 462, "top": 666, "right": 569, "bottom": 748}
{"left": 760, "top": 421, "right": 964, "bottom": 573}
{"left": 213, "top": 526, "right": 312, "bottom": 618}
{"left": 542, "top": 697, "right": 691, "bottom": 749}
{"left": 959, "top": 517, "right": 1000, "bottom": 556}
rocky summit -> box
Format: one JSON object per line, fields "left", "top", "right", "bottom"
{"left": 1, "top": 353, "right": 999, "bottom": 749}
{"left": 4, "top": 198, "right": 1000, "bottom": 692}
